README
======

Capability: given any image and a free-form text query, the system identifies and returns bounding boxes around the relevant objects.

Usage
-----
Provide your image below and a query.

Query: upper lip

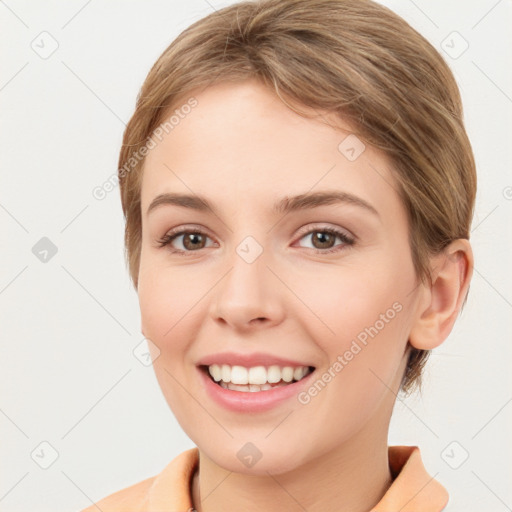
[197,352,314,368]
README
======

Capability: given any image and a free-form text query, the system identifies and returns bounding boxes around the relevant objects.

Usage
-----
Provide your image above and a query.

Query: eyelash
[156,225,355,256]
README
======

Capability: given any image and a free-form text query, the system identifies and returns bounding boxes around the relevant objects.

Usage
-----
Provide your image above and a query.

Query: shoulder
[79,448,199,512]
[80,476,156,512]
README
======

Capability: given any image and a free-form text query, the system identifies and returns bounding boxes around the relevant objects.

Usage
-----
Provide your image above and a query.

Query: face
[138,79,422,475]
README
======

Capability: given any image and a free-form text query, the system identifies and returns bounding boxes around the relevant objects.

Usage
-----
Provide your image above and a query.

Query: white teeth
[293,367,305,381]
[248,366,267,385]
[230,365,249,384]
[227,382,250,391]
[207,363,312,387]
[209,364,222,382]
[281,367,294,382]
[267,365,282,383]
[221,364,230,382]
[222,381,287,392]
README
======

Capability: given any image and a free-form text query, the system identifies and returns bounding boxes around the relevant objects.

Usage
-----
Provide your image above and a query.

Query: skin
[137,78,473,512]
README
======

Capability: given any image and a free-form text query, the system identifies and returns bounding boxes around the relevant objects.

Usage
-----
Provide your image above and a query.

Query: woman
[83,0,475,510]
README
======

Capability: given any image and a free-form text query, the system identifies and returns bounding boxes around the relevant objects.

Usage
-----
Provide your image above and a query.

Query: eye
[295,226,355,254]
[156,225,355,256]
[156,227,215,254]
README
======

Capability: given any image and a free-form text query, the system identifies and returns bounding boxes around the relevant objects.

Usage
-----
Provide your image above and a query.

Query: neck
[191,425,392,512]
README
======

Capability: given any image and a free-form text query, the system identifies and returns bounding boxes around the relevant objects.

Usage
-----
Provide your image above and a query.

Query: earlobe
[409,239,473,350]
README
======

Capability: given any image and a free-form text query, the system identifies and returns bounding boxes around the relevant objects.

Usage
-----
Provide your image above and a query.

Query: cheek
[137,258,203,413]
[292,271,412,438]
[294,259,408,339]
[138,251,195,352]
[295,259,413,385]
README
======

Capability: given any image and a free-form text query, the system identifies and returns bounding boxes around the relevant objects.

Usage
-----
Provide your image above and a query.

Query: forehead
[140,79,402,217]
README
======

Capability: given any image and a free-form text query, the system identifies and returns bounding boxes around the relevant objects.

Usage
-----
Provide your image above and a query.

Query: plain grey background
[1,1,511,511]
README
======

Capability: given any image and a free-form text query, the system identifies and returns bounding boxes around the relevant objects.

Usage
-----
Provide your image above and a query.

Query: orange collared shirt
[81,445,449,511]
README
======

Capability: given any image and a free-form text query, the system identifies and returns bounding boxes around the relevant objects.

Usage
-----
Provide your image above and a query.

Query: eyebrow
[146,190,379,218]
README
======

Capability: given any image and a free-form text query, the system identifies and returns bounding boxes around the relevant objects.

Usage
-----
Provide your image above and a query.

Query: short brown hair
[117,0,476,393]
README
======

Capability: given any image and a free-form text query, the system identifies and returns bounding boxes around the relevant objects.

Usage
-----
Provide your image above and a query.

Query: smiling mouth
[199,364,315,392]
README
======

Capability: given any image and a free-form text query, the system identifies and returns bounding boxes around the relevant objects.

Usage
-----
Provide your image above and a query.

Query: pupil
[185,233,203,250]
[314,232,333,248]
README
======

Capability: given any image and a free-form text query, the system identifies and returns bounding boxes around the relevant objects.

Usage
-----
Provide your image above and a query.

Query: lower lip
[197,366,316,413]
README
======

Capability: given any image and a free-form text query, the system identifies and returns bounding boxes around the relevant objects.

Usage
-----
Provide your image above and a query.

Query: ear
[409,239,473,350]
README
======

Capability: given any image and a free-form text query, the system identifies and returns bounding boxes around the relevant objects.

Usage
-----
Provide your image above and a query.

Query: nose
[209,243,285,331]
